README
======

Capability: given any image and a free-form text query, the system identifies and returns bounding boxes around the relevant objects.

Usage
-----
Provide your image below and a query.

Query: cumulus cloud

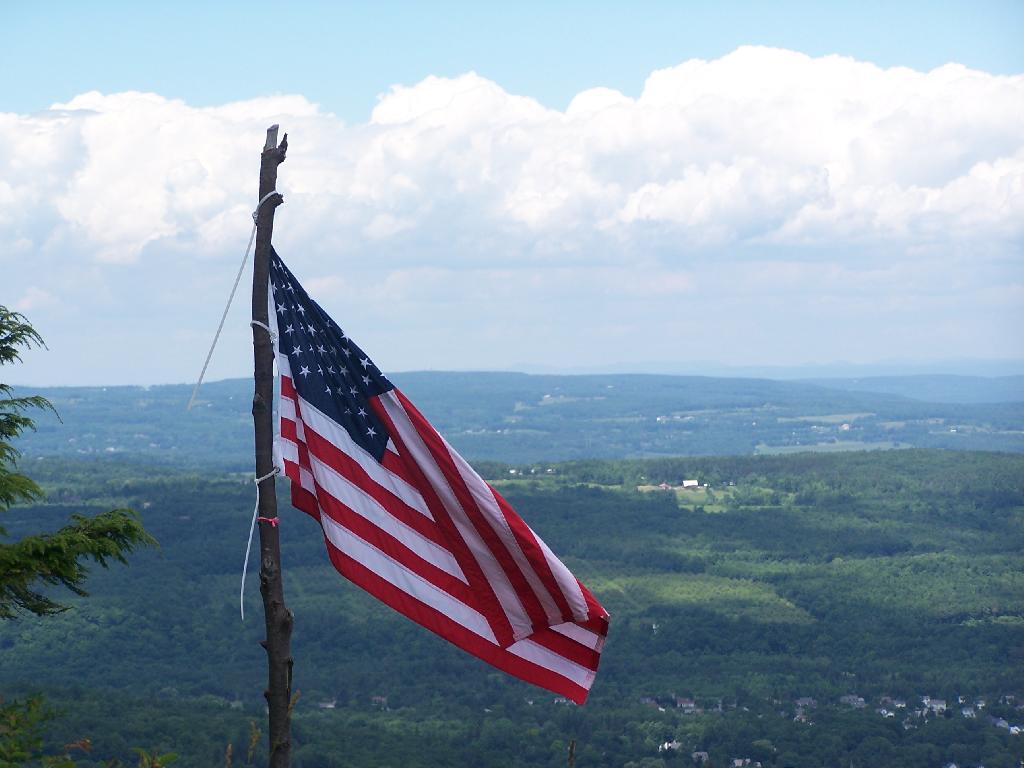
[1,47,1021,382]
[1,46,1020,266]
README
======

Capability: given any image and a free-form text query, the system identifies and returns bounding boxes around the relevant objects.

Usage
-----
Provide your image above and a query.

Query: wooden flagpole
[251,124,293,766]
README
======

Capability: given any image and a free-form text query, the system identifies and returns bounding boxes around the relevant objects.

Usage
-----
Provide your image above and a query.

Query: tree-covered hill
[2,450,1022,766]
[801,374,1024,405]
[14,372,1024,467]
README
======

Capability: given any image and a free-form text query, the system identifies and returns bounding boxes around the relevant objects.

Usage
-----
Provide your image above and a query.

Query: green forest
[3,450,1023,767]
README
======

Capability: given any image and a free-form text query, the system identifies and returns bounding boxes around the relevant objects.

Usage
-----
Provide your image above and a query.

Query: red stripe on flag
[381,447,419,489]
[280,414,468,600]
[322,539,593,704]
[392,389,552,634]
[370,394,519,648]
[489,484,576,622]
[312,485,473,604]
[577,580,610,624]
[295,417,447,550]
[280,417,314,468]
[282,458,320,521]
[527,626,602,670]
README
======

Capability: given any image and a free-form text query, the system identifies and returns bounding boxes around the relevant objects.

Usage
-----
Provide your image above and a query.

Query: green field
[755,440,910,454]
[777,412,876,423]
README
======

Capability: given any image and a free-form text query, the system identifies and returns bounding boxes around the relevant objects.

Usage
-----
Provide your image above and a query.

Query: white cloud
[13,287,56,312]
[616,160,831,244]
[1,47,1021,383]
[304,275,347,297]
[1,48,1020,265]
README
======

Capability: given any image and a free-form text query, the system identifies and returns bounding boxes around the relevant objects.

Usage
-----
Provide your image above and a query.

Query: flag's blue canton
[269,249,393,461]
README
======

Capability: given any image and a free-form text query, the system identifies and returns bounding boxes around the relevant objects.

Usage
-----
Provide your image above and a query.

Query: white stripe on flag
[320,512,495,641]
[279,445,316,495]
[320,512,596,687]
[278,416,466,583]
[378,390,536,642]
[303,442,466,582]
[279,393,431,519]
[536,536,590,621]
[507,639,597,690]
[446,444,565,625]
[551,621,605,651]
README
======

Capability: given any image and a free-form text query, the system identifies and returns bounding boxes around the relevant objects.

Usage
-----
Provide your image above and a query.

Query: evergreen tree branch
[0,508,156,618]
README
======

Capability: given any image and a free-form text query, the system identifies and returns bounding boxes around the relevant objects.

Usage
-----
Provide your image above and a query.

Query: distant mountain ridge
[800,374,1024,404]
[14,372,1024,465]
[510,359,1024,380]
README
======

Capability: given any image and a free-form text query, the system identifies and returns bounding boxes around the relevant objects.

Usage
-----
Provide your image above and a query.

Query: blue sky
[3,1,1023,385]
[9,1,1023,119]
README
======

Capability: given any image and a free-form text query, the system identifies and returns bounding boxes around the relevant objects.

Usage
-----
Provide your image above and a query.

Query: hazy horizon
[8,357,1024,391]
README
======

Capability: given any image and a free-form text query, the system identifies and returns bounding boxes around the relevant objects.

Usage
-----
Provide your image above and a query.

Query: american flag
[269,249,609,704]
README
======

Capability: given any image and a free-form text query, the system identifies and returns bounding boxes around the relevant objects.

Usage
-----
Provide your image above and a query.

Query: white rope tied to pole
[187,190,281,411]
[249,319,277,341]
[241,466,281,621]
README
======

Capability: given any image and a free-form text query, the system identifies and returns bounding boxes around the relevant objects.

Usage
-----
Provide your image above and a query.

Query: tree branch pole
[251,124,292,766]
